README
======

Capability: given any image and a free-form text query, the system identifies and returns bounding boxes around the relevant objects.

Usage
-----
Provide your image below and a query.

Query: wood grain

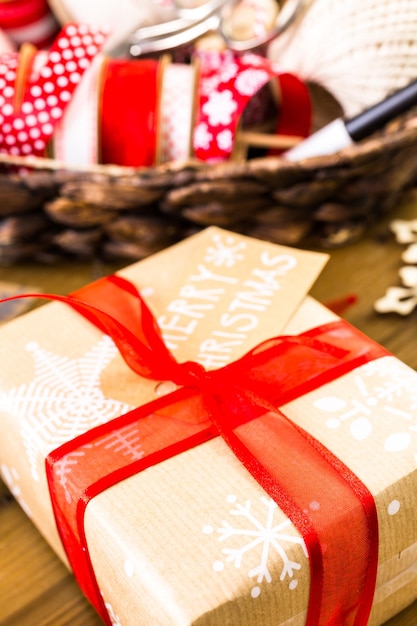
[1,194,417,625]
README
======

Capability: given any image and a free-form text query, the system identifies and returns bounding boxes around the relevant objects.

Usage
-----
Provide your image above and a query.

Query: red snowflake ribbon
[0,23,109,157]
[1,274,387,626]
[194,50,311,161]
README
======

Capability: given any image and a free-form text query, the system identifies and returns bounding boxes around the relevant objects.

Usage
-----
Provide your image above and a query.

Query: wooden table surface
[1,193,417,625]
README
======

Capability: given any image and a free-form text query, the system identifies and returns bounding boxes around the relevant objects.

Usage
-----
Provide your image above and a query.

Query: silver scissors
[129,0,311,57]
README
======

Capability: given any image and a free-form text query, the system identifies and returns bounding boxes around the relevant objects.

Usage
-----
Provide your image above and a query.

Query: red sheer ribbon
[3,276,387,625]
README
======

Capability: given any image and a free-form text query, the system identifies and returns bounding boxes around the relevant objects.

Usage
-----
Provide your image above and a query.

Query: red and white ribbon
[52,53,103,165]
[0,23,109,157]
[193,50,311,162]
[158,60,197,163]
[0,29,310,166]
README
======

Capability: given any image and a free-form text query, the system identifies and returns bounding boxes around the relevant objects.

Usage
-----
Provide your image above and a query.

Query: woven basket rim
[1,111,416,178]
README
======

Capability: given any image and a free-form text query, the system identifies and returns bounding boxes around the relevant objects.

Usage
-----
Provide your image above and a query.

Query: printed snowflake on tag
[0,335,134,481]
[204,233,246,267]
[0,463,32,517]
[314,358,417,456]
[203,495,307,598]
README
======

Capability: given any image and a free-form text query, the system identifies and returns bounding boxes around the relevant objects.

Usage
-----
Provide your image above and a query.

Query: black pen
[284,78,417,161]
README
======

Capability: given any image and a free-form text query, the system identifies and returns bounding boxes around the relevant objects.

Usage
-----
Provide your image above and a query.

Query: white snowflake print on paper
[203,495,307,598]
[314,357,417,457]
[204,233,246,268]
[0,335,135,481]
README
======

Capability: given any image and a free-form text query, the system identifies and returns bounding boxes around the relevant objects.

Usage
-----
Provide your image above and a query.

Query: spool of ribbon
[0,23,311,165]
[193,49,311,161]
[0,22,110,157]
[98,56,163,167]
[157,58,198,164]
[52,52,102,165]
[2,275,386,626]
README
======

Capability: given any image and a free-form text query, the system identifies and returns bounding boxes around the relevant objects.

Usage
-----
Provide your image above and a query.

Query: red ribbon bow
[3,275,387,625]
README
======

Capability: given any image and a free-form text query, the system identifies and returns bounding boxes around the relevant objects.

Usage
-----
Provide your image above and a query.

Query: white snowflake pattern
[99,423,144,459]
[53,425,143,503]
[203,495,307,598]
[219,60,239,84]
[314,357,417,455]
[241,53,264,67]
[200,62,239,97]
[0,335,134,480]
[193,122,213,151]
[200,74,222,97]
[198,49,236,72]
[53,445,92,503]
[235,68,270,97]
[102,596,123,626]
[216,128,233,153]
[204,233,246,267]
[0,463,32,517]
[202,89,237,126]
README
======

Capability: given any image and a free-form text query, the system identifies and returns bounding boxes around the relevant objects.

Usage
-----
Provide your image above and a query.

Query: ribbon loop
[175,359,208,388]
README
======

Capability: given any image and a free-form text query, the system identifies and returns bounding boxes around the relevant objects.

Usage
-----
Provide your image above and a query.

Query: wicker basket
[1,100,417,266]
[3,0,417,265]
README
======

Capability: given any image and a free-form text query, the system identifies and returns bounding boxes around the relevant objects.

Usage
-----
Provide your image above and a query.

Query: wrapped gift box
[0,227,417,626]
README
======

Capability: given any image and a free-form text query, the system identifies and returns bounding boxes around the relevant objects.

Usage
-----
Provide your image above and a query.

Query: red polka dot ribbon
[0,23,109,157]
[193,50,311,162]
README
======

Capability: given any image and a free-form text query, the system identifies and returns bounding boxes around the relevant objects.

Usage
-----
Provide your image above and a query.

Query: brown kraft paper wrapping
[0,227,416,625]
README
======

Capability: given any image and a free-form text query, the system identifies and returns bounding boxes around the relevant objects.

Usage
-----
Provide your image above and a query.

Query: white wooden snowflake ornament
[389,219,417,245]
[375,218,417,315]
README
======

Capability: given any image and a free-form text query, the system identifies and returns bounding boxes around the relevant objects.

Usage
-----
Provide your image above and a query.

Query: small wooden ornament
[375,219,417,315]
